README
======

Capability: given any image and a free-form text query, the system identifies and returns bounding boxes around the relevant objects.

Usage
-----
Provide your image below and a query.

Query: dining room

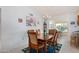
[0,6,79,53]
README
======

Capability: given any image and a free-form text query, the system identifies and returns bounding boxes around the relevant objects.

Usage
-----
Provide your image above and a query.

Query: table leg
[44,40,47,53]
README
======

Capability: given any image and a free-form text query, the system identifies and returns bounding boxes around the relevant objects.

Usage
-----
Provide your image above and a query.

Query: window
[55,23,68,32]
[48,21,54,29]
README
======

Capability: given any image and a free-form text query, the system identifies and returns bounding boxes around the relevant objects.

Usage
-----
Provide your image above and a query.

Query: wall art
[26,13,36,26]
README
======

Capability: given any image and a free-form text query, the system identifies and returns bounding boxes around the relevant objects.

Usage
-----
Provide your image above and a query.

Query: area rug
[22,43,62,53]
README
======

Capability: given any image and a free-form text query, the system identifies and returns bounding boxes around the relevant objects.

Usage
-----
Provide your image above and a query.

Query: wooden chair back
[28,31,38,45]
[54,32,59,45]
[28,31,45,52]
[48,29,58,45]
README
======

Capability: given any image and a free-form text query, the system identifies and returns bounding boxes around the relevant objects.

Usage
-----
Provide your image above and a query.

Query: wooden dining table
[37,34,54,52]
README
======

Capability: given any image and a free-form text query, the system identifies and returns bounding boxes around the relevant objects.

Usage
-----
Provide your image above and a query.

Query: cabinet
[77,15,79,26]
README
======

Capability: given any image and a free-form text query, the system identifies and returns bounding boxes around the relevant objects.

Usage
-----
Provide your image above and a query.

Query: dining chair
[70,35,77,47]
[48,29,57,45]
[76,34,79,47]
[28,31,44,53]
[53,32,59,45]
[70,33,79,48]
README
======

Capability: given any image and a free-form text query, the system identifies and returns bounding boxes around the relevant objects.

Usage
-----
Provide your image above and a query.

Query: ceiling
[31,6,79,16]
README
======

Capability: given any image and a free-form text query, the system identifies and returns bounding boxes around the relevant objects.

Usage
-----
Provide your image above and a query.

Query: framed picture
[71,21,75,25]
[18,18,23,23]
[26,15,36,26]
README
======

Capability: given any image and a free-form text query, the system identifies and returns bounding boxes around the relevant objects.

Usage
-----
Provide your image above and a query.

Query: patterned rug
[22,43,62,53]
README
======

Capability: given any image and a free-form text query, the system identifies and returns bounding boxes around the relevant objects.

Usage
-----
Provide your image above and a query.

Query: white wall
[0,7,43,52]
[69,13,78,33]
[0,8,1,51]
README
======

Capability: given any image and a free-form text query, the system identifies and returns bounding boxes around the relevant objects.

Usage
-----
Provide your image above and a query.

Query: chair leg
[29,48,31,53]
[36,49,39,53]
